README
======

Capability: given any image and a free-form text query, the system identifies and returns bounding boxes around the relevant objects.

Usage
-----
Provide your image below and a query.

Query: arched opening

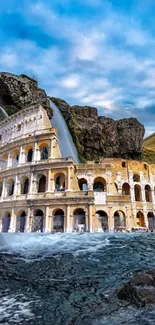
[133,173,140,182]
[96,210,109,231]
[122,183,130,195]
[93,177,106,192]
[114,210,126,229]
[53,209,64,232]
[73,208,86,232]
[1,153,8,169]
[145,185,152,202]
[38,175,46,193]
[12,148,20,166]
[21,178,29,195]
[16,211,26,232]
[78,178,88,191]
[7,179,15,196]
[2,212,11,232]
[55,173,65,191]
[27,148,33,162]
[39,144,49,160]
[148,212,155,230]
[32,209,44,232]
[0,182,3,197]
[136,211,145,227]
[134,184,142,202]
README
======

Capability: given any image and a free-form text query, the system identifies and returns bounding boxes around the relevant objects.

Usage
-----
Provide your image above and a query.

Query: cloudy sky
[0,0,155,136]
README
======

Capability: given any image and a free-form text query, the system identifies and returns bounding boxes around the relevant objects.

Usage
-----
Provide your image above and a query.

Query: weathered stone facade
[0,105,154,233]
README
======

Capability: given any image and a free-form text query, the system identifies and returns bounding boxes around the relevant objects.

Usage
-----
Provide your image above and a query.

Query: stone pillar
[152,189,155,204]
[88,204,93,232]
[25,207,31,232]
[0,218,2,232]
[7,151,12,168]
[9,209,16,232]
[66,205,71,232]
[108,207,114,232]
[85,212,89,232]
[87,173,93,191]
[130,186,135,202]
[51,178,55,192]
[45,206,50,232]
[33,142,40,161]
[67,167,71,191]
[2,179,6,199]
[19,146,23,165]
[141,185,146,202]
[49,139,53,159]
[30,174,38,194]
[46,170,51,192]
[14,175,20,196]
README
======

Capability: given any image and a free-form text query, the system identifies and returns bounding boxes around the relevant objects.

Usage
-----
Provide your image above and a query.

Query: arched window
[145,185,152,202]
[122,183,130,195]
[78,178,88,191]
[55,173,65,191]
[53,209,64,232]
[114,210,126,229]
[38,176,46,193]
[12,149,20,166]
[73,208,86,232]
[7,179,14,196]
[133,173,140,182]
[136,211,145,227]
[2,212,11,232]
[96,210,109,231]
[27,148,33,162]
[23,178,29,194]
[16,211,26,232]
[32,209,44,232]
[134,184,142,202]
[93,177,106,192]
[40,145,49,160]
[148,212,155,230]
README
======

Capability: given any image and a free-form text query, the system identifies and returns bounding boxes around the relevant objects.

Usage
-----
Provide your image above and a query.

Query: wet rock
[0,72,52,120]
[118,269,155,307]
[50,97,145,162]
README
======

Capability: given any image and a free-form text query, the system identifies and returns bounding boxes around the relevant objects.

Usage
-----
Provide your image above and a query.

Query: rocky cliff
[50,97,145,162]
[0,72,52,120]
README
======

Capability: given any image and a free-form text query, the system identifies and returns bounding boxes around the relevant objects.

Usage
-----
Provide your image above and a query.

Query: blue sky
[0,0,155,136]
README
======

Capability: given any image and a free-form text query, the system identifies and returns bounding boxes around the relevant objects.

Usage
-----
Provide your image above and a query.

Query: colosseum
[0,104,155,233]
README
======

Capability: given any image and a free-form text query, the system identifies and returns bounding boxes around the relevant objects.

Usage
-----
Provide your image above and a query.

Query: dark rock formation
[0,72,52,120]
[50,97,145,162]
[118,269,155,307]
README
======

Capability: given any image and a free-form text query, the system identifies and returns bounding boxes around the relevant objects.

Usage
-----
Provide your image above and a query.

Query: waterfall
[50,101,80,163]
[0,106,8,119]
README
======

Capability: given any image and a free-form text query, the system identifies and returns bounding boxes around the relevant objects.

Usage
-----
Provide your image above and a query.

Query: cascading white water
[50,101,80,163]
[0,106,8,119]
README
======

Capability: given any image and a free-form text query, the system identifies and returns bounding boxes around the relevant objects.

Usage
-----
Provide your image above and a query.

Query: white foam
[0,233,110,258]
[0,291,39,323]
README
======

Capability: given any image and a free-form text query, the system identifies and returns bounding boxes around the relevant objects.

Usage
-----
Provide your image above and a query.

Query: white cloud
[60,74,80,88]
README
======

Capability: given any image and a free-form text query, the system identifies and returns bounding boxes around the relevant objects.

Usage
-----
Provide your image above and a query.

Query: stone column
[46,170,51,192]
[130,186,135,202]
[66,205,71,232]
[49,139,53,159]
[9,209,16,232]
[141,185,146,202]
[0,218,2,232]
[45,206,50,232]
[51,178,55,192]
[33,142,40,161]
[67,167,71,191]
[2,179,6,199]
[19,146,23,165]
[108,207,114,232]
[85,212,89,232]
[88,204,93,232]
[25,207,31,232]
[7,151,12,168]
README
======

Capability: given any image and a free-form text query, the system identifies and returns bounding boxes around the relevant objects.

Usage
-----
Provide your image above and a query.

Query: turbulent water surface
[1,233,155,324]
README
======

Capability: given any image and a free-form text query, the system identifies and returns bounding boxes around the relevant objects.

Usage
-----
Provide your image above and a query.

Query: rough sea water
[1,233,155,325]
